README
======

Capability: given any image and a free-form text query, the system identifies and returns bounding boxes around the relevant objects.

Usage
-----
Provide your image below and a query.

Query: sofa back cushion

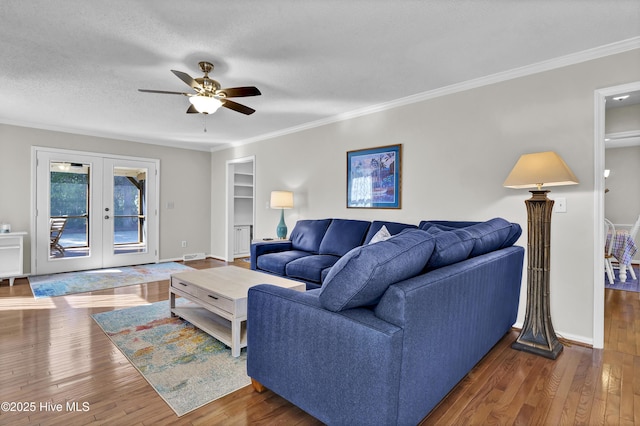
[420,218,522,259]
[464,218,522,257]
[501,222,522,248]
[319,229,435,312]
[363,221,417,244]
[425,227,475,270]
[319,219,371,256]
[290,219,332,253]
[418,220,478,231]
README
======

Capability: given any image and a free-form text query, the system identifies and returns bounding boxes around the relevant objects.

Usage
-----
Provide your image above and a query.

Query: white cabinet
[0,232,27,286]
[234,225,252,257]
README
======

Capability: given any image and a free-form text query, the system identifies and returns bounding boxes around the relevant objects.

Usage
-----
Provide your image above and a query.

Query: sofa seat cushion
[319,229,435,312]
[290,219,332,253]
[257,250,313,276]
[425,227,475,270]
[364,221,417,244]
[286,254,341,283]
[318,219,371,256]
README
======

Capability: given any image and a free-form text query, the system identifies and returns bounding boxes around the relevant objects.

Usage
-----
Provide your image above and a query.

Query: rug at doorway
[92,300,250,416]
[29,262,194,298]
[605,265,639,293]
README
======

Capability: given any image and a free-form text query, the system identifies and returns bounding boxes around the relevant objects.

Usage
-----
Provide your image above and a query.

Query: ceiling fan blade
[186,104,199,114]
[222,99,256,115]
[138,89,190,95]
[219,86,261,98]
[171,70,201,90]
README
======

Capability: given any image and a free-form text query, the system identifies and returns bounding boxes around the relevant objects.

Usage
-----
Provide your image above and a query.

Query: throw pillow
[368,225,391,244]
[319,229,435,312]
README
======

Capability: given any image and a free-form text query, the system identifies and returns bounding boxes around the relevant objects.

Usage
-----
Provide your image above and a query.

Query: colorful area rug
[92,300,250,416]
[29,262,193,298]
[605,265,639,293]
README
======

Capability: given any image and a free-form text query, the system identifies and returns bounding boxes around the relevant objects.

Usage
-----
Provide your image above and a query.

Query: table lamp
[270,191,294,239]
[503,151,579,359]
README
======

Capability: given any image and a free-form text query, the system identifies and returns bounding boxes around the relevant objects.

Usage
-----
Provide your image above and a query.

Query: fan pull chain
[203,114,207,132]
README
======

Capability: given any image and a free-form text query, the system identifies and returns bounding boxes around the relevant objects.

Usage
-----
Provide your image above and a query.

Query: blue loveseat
[247,218,524,425]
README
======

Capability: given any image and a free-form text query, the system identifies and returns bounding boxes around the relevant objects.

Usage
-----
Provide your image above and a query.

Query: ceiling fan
[139,61,261,115]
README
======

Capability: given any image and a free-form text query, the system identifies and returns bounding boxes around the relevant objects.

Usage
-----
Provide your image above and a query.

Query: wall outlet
[554,197,567,213]
[181,240,187,248]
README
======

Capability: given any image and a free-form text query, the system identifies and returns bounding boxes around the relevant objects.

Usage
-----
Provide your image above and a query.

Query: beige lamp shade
[270,191,294,209]
[503,151,579,190]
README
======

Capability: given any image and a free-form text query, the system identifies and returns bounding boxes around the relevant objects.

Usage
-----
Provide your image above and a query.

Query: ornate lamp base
[512,190,563,360]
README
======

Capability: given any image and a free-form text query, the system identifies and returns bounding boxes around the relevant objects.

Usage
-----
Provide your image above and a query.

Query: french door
[34,148,159,275]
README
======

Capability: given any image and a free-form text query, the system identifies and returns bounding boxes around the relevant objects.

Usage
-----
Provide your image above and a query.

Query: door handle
[104,215,110,219]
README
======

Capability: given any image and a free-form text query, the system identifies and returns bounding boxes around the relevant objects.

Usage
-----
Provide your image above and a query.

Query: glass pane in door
[49,162,90,258]
[113,167,148,255]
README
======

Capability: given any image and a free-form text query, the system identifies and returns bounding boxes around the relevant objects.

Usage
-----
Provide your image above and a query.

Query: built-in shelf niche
[232,160,254,256]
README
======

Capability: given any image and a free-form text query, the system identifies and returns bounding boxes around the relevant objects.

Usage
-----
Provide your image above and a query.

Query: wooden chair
[604,218,616,285]
[50,218,67,255]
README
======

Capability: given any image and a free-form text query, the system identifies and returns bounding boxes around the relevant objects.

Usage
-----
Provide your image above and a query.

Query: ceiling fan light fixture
[189,95,223,114]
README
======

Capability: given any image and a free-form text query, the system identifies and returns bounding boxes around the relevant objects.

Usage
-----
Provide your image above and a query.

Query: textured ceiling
[1,1,639,151]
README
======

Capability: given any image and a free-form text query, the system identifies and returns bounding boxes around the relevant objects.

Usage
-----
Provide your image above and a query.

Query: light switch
[554,197,566,213]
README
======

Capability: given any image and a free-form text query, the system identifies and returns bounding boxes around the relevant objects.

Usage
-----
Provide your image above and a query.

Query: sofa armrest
[247,284,403,425]
[250,240,292,270]
[374,245,524,423]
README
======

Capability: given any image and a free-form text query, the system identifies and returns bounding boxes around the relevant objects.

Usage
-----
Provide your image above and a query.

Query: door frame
[592,80,640,349]
[31,146,160,274]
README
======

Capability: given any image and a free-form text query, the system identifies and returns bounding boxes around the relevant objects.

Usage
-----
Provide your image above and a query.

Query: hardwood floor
[0,259,638,425]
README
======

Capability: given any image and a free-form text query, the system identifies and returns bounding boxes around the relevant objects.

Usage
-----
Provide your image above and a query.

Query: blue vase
[276,208,287,239]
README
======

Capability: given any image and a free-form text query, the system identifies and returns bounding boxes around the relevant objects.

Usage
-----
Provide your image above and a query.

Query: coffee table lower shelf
[170,305,247,352]
[169,266,304,357]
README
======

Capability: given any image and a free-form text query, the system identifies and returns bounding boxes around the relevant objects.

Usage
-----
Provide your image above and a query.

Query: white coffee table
[170,266,305,357]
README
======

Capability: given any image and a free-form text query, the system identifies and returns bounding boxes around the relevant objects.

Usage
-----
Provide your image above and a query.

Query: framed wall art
[347,144,401,209]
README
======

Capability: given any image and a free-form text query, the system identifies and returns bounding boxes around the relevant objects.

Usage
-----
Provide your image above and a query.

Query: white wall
[211,48,640,345]
[606,103,640,134]
[0,124,212,271]
[605,145,640,224]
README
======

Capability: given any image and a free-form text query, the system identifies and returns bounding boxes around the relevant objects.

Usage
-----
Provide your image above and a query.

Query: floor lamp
[503,151,579,360]
[270,190,294,239]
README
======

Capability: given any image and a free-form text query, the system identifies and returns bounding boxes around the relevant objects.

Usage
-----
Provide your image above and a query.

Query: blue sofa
[251,218,418,289]
[247,218,524,425]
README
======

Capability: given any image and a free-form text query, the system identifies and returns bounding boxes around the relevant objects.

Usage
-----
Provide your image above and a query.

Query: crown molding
[227,36,640,150]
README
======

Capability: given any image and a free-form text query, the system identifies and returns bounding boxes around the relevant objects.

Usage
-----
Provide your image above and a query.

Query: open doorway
[225,156,256,262]
[593,82,640,348]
